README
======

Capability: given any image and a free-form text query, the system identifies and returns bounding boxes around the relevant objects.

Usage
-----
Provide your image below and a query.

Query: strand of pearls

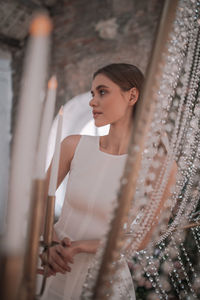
[126,1,200,298]
[125,0,191,236]
[170,234,198,298]
[124,0,196,255]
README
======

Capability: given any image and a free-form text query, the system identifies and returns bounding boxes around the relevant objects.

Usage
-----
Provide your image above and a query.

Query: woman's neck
[100,116,132,155]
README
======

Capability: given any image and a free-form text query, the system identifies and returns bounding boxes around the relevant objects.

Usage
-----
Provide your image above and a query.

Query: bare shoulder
[62,134,81,152]
[61,134,81,162]
[55,135,82,185]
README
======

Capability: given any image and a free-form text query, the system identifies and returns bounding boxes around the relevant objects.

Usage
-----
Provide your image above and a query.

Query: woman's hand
[39,237,72,276]
[39,238,100,277]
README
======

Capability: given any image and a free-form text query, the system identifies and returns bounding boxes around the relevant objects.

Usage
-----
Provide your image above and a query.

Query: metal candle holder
[0,254,23,300]
[18,179,45,300]
[38,195,57,297]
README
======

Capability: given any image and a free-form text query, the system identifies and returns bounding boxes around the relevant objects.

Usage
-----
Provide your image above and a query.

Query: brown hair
[93,63,144,117]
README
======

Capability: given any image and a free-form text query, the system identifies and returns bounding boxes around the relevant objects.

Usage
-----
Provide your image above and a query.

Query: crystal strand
[191,228,200,253]
[157,138,200,244]
[127,23,200,251]
[136,250,165,300]
[177,230,198,282]
[148,254,169,299]
[126,0,192,235]
[171,235,198,298]
[171,27,199,158]
[162,244,184,298]
[127,154,174,254]
[165,241,190,299]
[157,115,200,243]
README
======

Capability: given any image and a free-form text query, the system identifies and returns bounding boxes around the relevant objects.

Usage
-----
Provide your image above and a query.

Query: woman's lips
[93,112,102,118]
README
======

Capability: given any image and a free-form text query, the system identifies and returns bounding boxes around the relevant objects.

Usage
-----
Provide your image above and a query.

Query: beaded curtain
[82,0,200,299]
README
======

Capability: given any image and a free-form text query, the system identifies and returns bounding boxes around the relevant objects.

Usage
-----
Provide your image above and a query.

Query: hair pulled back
[94,63,144,93]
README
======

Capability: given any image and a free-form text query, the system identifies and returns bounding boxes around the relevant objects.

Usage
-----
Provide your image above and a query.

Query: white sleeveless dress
[40,135,135,300]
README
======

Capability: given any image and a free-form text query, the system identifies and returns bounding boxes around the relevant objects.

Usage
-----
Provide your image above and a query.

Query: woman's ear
[129,87,139,106]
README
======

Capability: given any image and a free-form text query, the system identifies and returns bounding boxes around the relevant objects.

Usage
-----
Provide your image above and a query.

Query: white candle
[35,76,57,179]
[48,107,63,196]
[5,14,52,254]
[0,50,12,237]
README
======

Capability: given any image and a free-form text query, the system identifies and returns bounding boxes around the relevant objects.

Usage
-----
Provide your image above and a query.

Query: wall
[0,0,164,124]
[50,0,164,113]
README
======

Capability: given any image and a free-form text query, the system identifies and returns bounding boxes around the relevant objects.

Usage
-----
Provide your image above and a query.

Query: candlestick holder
[18,179,45,300]
[0,254,23,300]
[37,195,56,296]
[43,195,56,247]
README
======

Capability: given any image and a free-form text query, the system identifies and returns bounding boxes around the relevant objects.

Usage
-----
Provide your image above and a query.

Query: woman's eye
[99,90,106,96]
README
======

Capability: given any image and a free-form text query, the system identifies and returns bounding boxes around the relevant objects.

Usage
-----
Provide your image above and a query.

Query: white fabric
[40,135,135,299]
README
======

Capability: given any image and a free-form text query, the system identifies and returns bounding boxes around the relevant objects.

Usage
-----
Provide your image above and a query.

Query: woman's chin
[95,121,108,128]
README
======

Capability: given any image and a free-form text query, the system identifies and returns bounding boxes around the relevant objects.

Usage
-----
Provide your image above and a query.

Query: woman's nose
[89,97,97,107]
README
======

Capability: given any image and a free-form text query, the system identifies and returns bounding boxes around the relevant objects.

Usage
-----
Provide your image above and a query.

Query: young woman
[40,63,176,299]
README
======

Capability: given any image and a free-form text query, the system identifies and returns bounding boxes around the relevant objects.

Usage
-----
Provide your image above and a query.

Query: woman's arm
[40,135,81,275]
[41,135,81,233]
[43,134,81,206]
[55,239,100,264]
[64,239,100,255]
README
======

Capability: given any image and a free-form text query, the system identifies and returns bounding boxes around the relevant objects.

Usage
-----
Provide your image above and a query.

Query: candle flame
[48,75,58,89]
[59,106,64,116]
[30,14,52,36]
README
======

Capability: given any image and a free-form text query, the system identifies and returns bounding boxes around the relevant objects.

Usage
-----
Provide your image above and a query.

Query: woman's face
[90,74,135,127]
